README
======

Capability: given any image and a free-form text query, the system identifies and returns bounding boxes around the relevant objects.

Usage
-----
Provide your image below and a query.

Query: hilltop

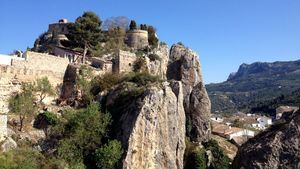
[0,12,222,169]
[206,60,300,114]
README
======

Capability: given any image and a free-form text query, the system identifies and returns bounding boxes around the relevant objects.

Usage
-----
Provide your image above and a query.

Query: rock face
[232,111,300,169]
[106,82,186,169]
[1,137,17,152]
[167,44,211,143]
[145,44,169,80]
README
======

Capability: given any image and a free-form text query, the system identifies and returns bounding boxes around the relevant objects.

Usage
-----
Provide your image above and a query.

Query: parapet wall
[13,51,69,75]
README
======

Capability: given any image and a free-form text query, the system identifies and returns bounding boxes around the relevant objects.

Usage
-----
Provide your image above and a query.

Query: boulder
[232,111,300,169]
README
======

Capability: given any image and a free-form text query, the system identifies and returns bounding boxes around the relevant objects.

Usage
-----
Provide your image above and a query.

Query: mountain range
[206,59,300,114]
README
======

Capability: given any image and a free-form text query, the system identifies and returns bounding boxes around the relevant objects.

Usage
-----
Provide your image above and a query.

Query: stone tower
[125,30,149,49]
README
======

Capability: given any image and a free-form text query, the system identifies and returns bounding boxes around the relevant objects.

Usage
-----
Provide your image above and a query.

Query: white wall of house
[0,54,12,66]
[211,117,224,123]
[228,131,244,139]
[228,129,255,140]
[258,117,272,128]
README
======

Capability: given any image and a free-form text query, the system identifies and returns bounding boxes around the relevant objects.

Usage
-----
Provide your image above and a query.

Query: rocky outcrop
[1,137,17,152]
[145,44,169,80]
[232,111,300,169]
[167,44,211,143]
[106,81,186,169]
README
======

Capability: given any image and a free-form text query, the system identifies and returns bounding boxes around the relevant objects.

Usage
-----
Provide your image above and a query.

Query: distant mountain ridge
[206,59,300,113]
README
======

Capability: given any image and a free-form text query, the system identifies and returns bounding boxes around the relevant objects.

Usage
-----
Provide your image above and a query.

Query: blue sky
[1,0,300,83]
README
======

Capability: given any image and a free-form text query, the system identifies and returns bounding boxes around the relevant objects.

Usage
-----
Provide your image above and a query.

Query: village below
[0,11,299,169]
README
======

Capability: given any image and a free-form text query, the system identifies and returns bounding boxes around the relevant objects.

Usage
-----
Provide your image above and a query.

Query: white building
[212,123,255,140]
[210,117,224,123]
[251,116,272,130]
[0,54,12,66]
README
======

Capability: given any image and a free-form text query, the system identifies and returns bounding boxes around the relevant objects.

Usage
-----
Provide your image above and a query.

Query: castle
[0,18,162,141]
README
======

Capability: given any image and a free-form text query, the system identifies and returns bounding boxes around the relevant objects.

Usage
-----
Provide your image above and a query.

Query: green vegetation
[51,103,122,169]
[0,148,47,169]
[92,27,128,56]
[34,111,59,137]
[148,53,161,61]
[140,24,148,30]
[133,56,147,72]
[184,139,207,169]
[91,72,161,95]
[77,65,94,105]
[204,140,231,169]
[207,60,300,114]
[9,83,37,131]
[95,140,123,169]
[184,139,231,169]
[148,26,159,47]
[35,77,55,103]
[67,11,103,62]
[129,20,137,30]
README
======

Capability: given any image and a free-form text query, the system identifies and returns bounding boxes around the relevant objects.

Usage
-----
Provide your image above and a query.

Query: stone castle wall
[0,51,69,141]
[13,51,69,75]
[115,50,137,73]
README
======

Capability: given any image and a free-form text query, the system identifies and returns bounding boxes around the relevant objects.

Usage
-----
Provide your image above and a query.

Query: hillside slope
[206,60,300,113]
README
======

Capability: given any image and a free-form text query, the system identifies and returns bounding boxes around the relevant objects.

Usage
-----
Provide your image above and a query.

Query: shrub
[204,140,231,169]
[56,103,112,168]
[184,138,207,169]
[34,111,59,137]
[148,53,161,62]
[95,140,123,169]
[91,73,123,95]
[129,20,137,30]
[148,26,159,47]
[133,57,147,72]
[0,148,45,169]
[125,72,161,86]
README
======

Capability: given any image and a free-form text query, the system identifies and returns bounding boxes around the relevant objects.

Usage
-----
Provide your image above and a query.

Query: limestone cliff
[145,44,169,80]
[58,43,211,169]
[232,111,300,169]
[104,81,185,169]
[167,44,211,143]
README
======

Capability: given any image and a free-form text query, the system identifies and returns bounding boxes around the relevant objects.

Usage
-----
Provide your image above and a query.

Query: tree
[77,65,93,105]
[185,149,207,169]
[9,83,36,131]
[140,24,148,30]
[129,20,137,30]
[147,26,159,47]
[57,103,112,168]
[67,11,103,63]
[95,140,123,169]
[91,27,127,56]
[35,77,55,103]
[204,140,231,169]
